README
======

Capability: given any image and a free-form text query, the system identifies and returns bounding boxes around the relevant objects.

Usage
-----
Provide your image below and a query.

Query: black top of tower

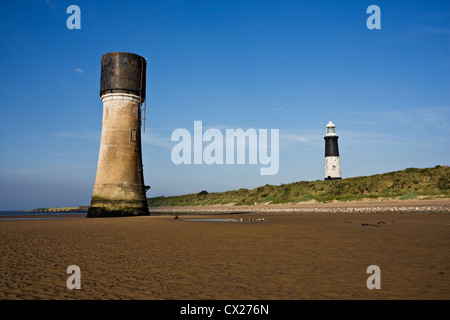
[100,52,147,100]
[324,136,339,157]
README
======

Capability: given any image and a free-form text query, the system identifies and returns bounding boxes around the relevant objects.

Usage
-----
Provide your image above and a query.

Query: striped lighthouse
[324,121,342,180]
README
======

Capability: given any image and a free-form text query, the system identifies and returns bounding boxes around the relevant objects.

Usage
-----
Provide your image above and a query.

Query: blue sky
[0,0,449,210]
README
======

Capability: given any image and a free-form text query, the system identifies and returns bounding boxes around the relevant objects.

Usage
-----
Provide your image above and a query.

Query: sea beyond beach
[0,199,449,300]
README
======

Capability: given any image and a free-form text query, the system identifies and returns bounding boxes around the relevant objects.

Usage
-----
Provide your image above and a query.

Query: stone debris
[151,205,450,215]
[239,218,267,222]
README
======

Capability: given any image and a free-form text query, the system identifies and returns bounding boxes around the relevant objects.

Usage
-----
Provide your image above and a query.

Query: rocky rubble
[149,205,450,215]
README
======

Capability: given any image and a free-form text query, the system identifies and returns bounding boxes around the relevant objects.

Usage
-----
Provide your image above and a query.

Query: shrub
[437,173,450,190]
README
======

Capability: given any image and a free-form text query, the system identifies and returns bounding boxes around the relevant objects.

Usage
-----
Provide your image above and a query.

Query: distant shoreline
[27,206,89,213]
[18,197,450,216]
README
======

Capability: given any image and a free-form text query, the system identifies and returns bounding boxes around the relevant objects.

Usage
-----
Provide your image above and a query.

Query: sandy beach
[1,199,449,300]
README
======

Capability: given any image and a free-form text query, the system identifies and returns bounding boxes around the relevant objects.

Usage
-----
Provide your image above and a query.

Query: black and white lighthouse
[324,121,342,180]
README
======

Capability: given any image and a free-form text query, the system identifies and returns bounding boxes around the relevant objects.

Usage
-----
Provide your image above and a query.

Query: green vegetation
[147,166,450,207]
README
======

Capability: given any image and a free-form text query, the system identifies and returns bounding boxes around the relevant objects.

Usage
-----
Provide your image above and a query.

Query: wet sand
[1,200,449,300]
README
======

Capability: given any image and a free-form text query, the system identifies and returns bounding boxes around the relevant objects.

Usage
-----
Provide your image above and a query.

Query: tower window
[130,129,137,142]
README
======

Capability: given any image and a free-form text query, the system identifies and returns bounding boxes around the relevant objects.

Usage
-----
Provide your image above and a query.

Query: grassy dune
[148,166,450,207]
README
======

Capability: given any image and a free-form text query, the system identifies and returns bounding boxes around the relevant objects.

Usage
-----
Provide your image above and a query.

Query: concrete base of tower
[324,177,342,181]
[86,199,149,218]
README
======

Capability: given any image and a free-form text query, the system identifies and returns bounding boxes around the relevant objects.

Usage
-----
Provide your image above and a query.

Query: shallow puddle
[0,217,69,221]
